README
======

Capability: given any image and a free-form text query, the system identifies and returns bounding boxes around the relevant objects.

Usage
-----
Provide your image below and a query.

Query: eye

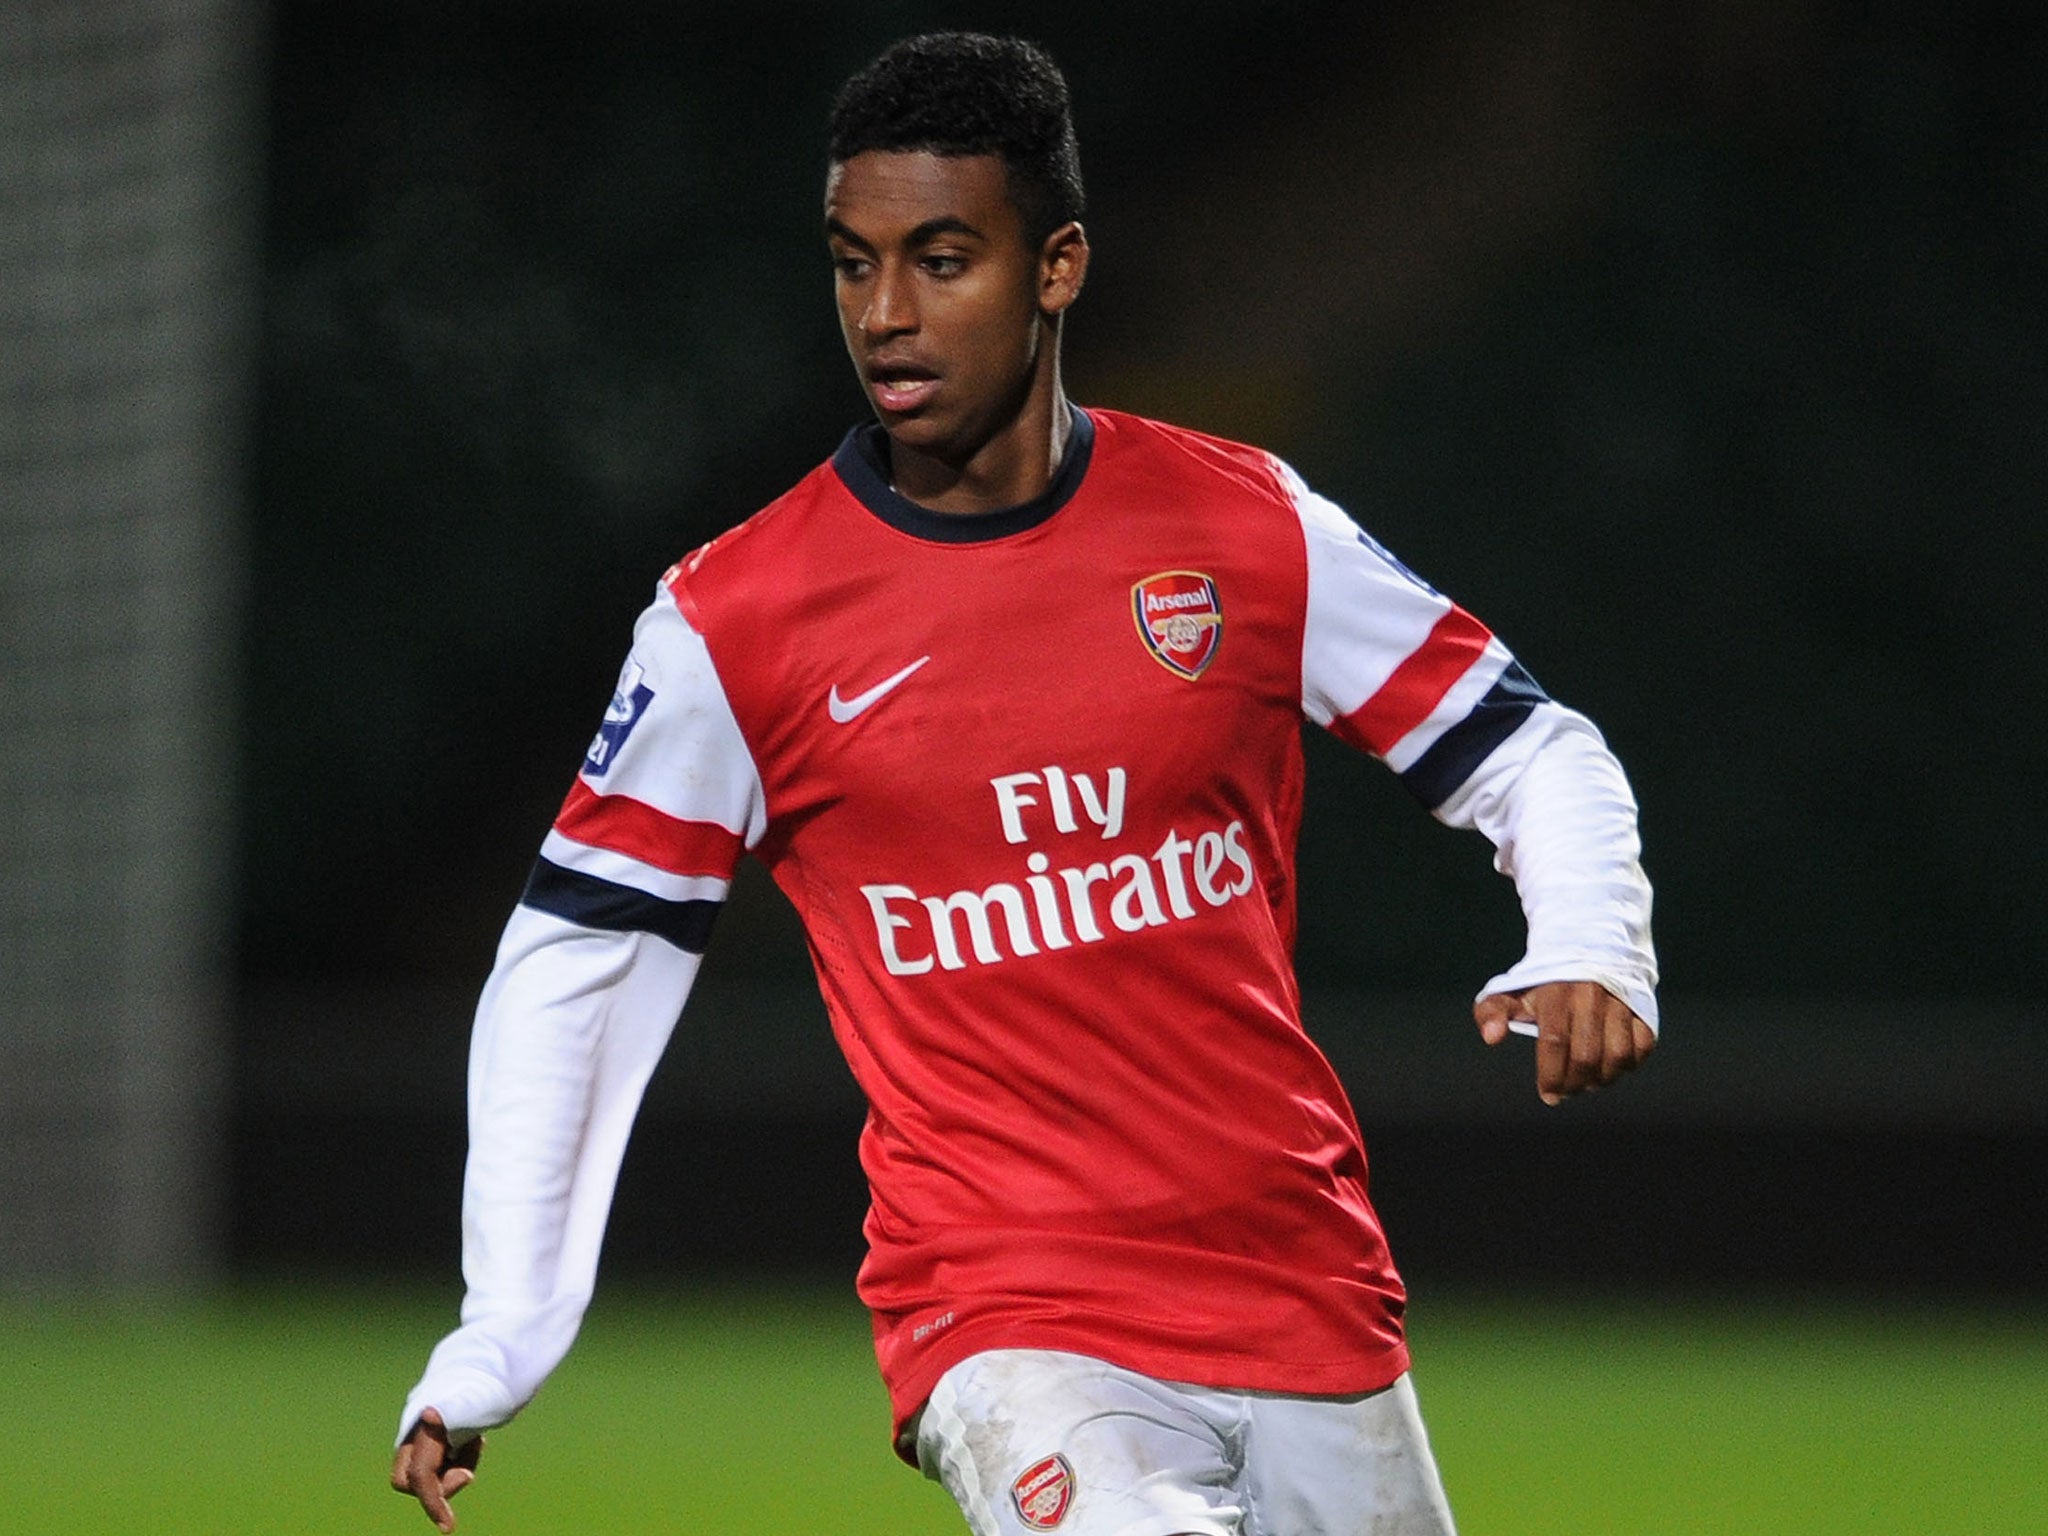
[833,254,872,280]
[922,253,967,278]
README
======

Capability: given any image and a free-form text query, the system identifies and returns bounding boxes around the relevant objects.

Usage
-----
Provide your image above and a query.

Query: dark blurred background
[7,0,2044,1296]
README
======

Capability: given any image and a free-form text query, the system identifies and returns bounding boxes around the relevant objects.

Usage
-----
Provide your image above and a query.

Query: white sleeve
[1276,457,1658,1032]
[397,582,766,1445]
[1437,704,1660,1033]
[397,913,702,1442]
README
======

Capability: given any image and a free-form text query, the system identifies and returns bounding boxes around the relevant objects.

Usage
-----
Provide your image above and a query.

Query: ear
[1038,222,1090,316]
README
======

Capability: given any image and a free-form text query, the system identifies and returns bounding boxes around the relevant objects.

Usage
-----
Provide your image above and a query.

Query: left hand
[1474,980,1655,1106]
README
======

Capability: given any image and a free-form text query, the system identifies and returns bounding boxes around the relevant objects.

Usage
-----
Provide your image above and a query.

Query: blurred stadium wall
[0,2,261,1285]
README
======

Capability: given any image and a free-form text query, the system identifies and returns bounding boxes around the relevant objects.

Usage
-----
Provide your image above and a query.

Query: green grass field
[3,1282,2042,1534]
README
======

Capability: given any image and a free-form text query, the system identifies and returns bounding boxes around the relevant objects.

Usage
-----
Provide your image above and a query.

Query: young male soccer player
[392,32,1657,1536]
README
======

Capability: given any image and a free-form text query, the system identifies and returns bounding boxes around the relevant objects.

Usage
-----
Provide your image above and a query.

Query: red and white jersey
[400,407,1657,1451]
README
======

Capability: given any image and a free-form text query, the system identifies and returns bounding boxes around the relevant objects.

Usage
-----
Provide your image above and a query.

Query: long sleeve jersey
[399,406,1657,1452]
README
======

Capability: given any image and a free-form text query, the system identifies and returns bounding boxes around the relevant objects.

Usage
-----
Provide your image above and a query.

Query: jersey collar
[831,404,1095,544]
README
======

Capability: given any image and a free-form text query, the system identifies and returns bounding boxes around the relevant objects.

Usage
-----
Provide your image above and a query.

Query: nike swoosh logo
[828,655,931,723]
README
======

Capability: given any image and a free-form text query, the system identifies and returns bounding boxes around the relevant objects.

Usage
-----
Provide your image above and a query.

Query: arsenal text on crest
[1131,570,1223,679]
[1010,1452,1076,1530]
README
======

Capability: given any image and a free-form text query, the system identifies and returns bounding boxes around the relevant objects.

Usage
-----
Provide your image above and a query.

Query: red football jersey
[677,406,1413,1431]
[399,406,1658,1451]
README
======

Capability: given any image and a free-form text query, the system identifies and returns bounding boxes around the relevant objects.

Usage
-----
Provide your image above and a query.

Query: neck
[885,344,1071,514]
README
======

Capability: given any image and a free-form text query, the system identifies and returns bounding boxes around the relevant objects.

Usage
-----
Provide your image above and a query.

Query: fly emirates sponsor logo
[859,764,1256,976]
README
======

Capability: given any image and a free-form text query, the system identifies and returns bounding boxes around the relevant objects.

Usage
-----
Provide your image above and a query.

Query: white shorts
[910,1349,1457,1536]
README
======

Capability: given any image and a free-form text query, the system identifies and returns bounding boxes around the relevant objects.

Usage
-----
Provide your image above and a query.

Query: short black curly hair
[828,32,1085,244]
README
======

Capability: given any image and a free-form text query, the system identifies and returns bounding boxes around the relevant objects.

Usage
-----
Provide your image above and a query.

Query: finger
[1567,985,1606,1094]
[411,1457,454,1532]
[394,1437,444,1502]
[1533,1000,1569,1106]
[1597,1003,1628,1085]
[1599,1002,1642,1085]
[1633,1018,1657,1057]
[1473,992,1518,1047]
[402,1455,455,1534]
[415,1472,457,1536]
[390,1441,415,1495]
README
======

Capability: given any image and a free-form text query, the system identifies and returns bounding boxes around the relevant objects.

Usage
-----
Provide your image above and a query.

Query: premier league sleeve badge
[583,656,655,776]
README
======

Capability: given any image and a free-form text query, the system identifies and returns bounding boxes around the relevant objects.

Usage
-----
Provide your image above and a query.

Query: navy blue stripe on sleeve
[520,858,721,955]
[1398,660,1548,810]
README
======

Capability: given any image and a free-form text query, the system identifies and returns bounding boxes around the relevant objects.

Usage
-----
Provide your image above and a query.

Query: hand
[1475,980,1655,1105]
[390,1408,482,1533]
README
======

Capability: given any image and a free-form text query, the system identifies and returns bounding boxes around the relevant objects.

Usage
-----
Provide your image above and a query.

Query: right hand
[389,1408,483,1533]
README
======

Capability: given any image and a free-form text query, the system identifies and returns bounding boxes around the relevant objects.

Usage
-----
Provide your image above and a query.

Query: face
[825,150,1086,467]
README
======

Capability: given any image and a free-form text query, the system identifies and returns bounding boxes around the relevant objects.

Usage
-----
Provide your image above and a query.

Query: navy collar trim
[830,405,1095,544]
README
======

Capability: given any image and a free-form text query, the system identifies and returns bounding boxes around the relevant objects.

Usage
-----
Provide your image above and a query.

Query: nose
[862,260,917,340]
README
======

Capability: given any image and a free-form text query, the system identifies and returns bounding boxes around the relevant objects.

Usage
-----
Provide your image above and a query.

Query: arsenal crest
[1132,570,1223,679]
[1011,1453,1075,1530]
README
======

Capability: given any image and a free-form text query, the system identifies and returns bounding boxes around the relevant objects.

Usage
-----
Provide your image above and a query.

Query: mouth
[866,361,940,415]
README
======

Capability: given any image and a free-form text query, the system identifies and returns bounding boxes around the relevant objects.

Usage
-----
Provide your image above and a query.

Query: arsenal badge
[1132,570,1223,679]
[1011,1453,1076,1530]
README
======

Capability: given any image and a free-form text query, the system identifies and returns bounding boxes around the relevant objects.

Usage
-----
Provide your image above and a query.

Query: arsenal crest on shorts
[1132,570,1223,679]
[1011,1453,1075,1530]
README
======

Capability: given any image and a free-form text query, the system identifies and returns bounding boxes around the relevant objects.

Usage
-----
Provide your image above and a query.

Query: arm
[391,911,701,1529]
[392,580,765,1528]
[1436,702,1658,1101]
[1282,460,1658,1102]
